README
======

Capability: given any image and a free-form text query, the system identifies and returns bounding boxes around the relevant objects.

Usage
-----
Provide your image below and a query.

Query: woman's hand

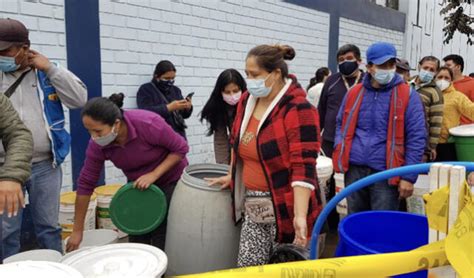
[293,216,308,247]
[65,230,83,253]
[204,174,231,190]
[134,172,159,190]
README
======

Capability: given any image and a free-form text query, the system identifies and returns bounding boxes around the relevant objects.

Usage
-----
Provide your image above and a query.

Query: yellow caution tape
[445,201,474,277]
[175,240,447,278]
[424,185,450,233]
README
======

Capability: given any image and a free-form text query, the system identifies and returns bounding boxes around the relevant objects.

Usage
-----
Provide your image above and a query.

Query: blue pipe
[309,162,474,259]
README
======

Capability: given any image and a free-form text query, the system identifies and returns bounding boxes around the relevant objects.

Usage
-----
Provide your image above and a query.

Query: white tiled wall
[339,17,405,66]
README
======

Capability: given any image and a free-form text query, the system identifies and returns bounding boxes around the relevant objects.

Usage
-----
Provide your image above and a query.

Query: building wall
[338,17,405,63]
[401,0,474,74]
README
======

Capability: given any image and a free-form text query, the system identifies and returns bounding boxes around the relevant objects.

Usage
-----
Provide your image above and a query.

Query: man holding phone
[137,60,193,139]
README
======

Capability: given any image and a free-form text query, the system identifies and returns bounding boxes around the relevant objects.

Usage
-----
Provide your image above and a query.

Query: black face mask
[157,79,174,91]
[338,60,359,76]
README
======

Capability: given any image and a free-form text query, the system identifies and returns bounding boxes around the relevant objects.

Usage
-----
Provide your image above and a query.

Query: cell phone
[186,92,195,99]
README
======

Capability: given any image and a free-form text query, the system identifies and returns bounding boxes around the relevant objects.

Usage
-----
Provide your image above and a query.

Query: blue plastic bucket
[335,211,428,278]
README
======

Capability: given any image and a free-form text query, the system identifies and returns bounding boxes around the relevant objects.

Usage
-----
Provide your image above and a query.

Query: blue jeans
[2,160,62,259]
[345,165,400,214]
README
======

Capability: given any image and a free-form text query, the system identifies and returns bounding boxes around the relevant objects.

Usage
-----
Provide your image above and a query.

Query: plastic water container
[449,124,474,161]
[62,243,167,278]
[317,156,333,206]
[0,261,83,278]
[94,184,127,238]
[59,191,97,239]
[4,249,62,263]
[334,173,348,216]
[336,211,428,278]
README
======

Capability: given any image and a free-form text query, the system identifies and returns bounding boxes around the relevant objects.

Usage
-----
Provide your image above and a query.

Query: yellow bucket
[94,184,127,238]
[59,191,97,239]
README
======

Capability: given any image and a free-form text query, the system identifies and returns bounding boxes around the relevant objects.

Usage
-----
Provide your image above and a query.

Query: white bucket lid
[0,261,83,278]
[4,249,62,264]
[62,243,167,278]
[449,124,474,137]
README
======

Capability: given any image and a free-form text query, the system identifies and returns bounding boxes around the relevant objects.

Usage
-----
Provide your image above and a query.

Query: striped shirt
[411,79,444,150]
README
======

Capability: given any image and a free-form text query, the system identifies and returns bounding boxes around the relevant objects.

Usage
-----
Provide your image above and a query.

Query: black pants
[128,182,176,250]
[435,143,457,162]
[321,140,339,230]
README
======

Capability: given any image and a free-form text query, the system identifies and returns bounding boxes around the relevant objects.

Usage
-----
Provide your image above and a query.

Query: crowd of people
[0,18,473,267]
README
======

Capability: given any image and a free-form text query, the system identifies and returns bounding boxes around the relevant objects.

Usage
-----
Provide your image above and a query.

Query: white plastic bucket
[59,191,97,239]
[3,249,62,264]
[63,229,119,252]
[0,261,82,278]
[316,156,334,206]
[62,243,167,278]
[334,172,348,217]
[94,184,127,238]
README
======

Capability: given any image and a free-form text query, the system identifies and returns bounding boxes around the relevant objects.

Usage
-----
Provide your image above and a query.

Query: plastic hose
[309,162,474,259]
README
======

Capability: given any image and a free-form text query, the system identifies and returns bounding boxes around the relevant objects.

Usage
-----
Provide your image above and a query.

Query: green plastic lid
[109,182,167,235]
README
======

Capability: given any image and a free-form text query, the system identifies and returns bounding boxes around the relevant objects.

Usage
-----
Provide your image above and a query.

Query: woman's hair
[200,69,246,135]
[154,60,176,78]
[246,44,295,79]
[307,67,330,91]
[436,66,454,80]
[81,93,125,125]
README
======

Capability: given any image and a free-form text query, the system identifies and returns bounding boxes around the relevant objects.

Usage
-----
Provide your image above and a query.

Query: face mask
[246,74,273,98]
[419,70,434,83]
[159,79,175,87]
[436,80,450,91]
[93,125,118,147]
[222,91,241,106]
[0,48,24,73]
[0,55,20,73]
[372,68,396,85]
[338,60,359,76]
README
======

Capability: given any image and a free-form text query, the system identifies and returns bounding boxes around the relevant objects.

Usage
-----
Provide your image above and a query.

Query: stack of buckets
[59,184,126,240]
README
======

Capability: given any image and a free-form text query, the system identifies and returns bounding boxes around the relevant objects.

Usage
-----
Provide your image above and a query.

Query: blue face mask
[0,55,20,73]
[246,74,273,98]
[418,69,434,83]
[373,68,396,85]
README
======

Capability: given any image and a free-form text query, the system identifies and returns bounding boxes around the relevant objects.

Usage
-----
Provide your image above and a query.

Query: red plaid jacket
[229,77,323,243]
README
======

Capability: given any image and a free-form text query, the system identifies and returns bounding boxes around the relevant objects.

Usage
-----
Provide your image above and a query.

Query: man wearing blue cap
[333,42,426,213]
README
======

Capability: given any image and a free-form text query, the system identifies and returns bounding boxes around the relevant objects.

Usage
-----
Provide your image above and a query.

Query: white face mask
[93,125,118,147]
[222,91,242,106]
[436,80,451,92]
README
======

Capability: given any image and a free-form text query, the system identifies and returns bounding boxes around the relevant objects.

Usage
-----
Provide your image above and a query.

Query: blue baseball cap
[366,42,397,65]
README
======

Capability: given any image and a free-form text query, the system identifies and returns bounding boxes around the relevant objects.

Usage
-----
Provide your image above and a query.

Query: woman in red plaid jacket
[207,44,323,267]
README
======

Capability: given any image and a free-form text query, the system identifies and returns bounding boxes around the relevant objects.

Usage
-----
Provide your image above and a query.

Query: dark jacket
[0,93,33,184]
[230,77,322,243]
[318,71,365,144]
[136,80,193,138]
